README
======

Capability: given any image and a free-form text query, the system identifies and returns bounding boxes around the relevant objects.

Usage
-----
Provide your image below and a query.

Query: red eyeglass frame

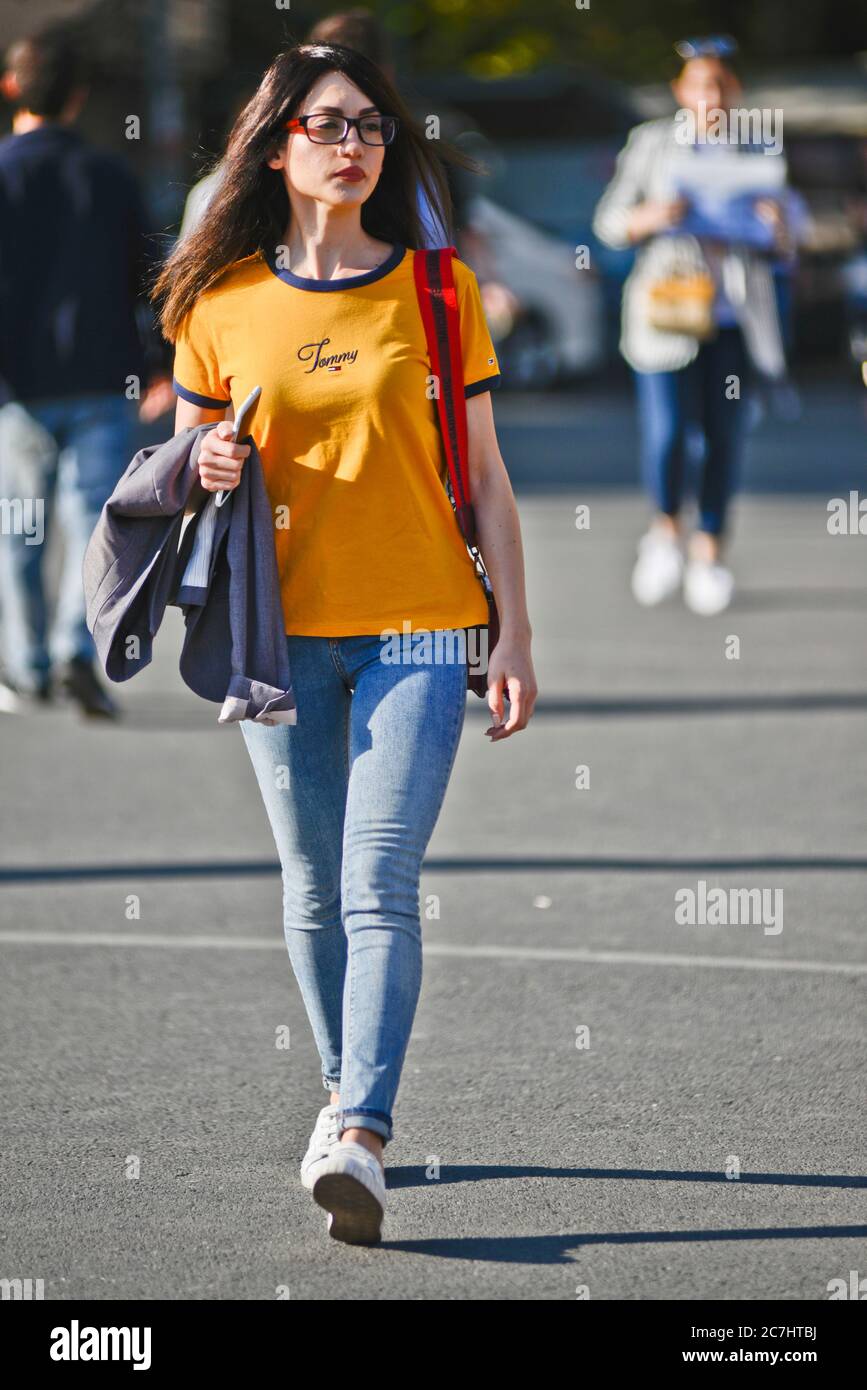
[283,114,399,144]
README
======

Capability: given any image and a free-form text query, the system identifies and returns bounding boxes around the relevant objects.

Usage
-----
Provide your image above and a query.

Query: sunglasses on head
[674,35,739,61]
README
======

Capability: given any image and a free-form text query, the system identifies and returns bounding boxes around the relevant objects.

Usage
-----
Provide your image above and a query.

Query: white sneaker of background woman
[683,558,735,615]
[631,521,684,606]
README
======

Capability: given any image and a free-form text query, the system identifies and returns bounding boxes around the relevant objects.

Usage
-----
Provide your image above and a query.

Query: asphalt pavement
[1,378,865,1299]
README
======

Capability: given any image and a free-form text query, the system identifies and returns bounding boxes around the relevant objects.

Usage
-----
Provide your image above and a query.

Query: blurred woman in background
[593,36,795,615]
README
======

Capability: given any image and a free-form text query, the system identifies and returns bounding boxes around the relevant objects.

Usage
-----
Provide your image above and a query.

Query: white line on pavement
[0,931,864,975]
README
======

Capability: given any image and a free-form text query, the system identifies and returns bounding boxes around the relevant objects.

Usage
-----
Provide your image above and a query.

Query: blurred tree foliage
[368,0,867,81]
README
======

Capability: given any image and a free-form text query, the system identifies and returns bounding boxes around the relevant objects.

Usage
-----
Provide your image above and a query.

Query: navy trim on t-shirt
[173,377,231,409]
[264,242,406,291]
[465,374,502,398]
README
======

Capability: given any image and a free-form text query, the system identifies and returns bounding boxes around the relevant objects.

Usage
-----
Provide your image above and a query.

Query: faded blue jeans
[239,630,469,1146]
[0,392,138,687]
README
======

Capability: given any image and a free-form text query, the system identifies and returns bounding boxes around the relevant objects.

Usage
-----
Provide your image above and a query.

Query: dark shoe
[57,657,119,719]
[0,668,53,712]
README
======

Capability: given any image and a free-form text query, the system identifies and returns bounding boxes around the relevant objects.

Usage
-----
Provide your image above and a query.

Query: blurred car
[463,193,605,388]
[412,65,644,382]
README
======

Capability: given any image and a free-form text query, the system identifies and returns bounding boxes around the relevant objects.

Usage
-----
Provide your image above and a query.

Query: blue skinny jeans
[239,630,469,1146]
[634,325,751,537]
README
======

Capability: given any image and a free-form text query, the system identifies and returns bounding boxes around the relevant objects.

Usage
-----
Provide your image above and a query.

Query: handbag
[645,269,716,339]
[413,245,499,698]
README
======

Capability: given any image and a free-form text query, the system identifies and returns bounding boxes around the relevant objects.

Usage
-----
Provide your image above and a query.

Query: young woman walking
[593,36,794,615]
[153,43,537,1245]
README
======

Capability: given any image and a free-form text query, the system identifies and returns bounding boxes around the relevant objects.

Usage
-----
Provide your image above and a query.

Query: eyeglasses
[284,113,399,146]
[674,35,739,61]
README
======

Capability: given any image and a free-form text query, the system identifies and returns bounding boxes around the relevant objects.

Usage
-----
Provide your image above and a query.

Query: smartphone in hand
[216,384,262,507]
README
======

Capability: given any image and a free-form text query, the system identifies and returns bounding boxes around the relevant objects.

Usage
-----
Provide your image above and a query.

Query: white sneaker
[299,1103,341,1192]
[312,1139,386,1245]
[631,528,684,606]
[683,560,734,615]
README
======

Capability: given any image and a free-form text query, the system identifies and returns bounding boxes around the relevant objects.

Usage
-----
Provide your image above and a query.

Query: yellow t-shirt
[172,243,501,636]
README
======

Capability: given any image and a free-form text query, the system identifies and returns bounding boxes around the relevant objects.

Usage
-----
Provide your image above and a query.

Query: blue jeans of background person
[239,630,469,1146]
[0,392,137,688]
[634,326,750,537]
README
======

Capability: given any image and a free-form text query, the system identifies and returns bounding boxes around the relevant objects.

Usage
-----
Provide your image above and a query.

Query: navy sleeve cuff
[465,374,502,398]
[173,377,231,409]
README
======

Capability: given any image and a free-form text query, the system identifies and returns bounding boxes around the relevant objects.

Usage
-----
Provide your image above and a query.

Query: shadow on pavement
[2,853,867,882]
[383,1220,867,1263]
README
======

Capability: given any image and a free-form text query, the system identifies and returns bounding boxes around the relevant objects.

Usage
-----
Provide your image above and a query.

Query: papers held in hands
[665,146,788,249]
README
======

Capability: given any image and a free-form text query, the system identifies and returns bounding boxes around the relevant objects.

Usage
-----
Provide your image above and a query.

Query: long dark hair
[152,42,483,341]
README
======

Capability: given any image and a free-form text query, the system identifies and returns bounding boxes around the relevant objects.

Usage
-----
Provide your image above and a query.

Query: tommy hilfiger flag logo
[298,337,359,374]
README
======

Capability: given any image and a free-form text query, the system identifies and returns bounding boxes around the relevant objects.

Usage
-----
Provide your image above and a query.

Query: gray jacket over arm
[83,421,297,725]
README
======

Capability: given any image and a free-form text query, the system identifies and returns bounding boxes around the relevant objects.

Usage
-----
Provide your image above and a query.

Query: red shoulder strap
[413,245,478,548]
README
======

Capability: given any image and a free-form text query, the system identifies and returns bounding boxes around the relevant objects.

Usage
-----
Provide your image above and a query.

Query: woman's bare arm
[174,396,230,434]
[465,390,537,738]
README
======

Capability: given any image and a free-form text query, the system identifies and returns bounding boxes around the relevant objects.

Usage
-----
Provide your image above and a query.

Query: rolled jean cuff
[323,1075,341,1092]
[338,1107,392,1144]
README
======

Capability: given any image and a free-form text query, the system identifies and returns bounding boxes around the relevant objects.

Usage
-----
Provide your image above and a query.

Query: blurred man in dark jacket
[0,24,173,716]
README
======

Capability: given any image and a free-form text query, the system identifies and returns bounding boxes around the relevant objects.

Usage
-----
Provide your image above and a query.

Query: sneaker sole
[299,1155,337,1192]
[632,571,684,606]
[684,592,733,616]
[312,1170,384,1245]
